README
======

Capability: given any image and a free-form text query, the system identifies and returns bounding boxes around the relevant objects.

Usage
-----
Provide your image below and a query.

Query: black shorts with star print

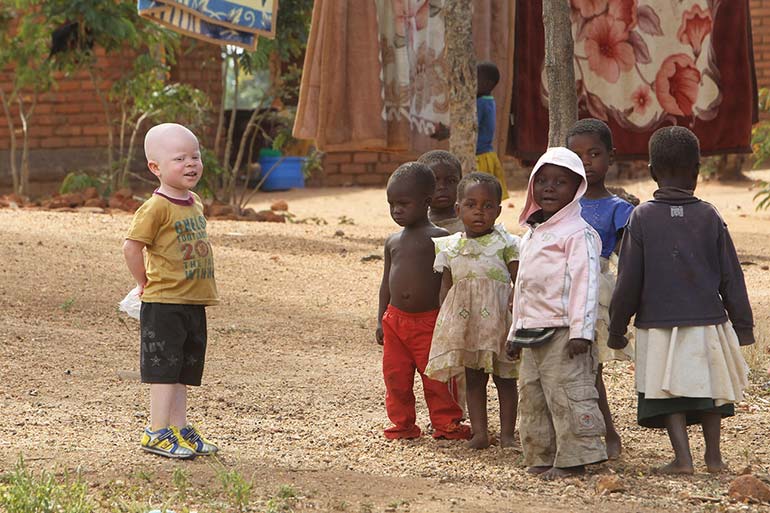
[139,303,207,385]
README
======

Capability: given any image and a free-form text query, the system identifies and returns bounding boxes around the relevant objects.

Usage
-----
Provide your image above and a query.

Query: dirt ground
[2,171,770,512]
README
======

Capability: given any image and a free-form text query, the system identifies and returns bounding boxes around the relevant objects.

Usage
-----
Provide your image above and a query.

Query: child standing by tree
[376,162,471,441]
[123,123,219,459]
[425,173,520,449]
[609,126,753,474]
[418,150,464,235]
[507,147,606,479]
[475,61,508,200]
[566,118,634,459]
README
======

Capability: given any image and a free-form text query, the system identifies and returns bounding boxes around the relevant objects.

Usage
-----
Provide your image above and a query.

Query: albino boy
[123,123,219,459]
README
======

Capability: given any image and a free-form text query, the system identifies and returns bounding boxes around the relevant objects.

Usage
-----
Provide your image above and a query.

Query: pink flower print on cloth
[608,0,637,31]
[584,15,635,84]
[631,84,652,116]
[677,4,712,58]
[654,53,701,117]
[549,0,721,130]
[392,0,429,42]
[378,0,448,136]
[571,0,608,18]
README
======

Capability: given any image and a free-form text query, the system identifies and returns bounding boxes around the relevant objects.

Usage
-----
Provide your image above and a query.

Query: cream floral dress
[425,225,521,381]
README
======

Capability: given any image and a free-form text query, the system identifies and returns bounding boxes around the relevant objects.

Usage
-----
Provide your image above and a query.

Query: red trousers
[381,305,469,440]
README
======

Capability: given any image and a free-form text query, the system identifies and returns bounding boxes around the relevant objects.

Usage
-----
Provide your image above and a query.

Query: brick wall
[169,39,223,144]
[0,48,123,154]
[320,151,419,187]
[0,39,222,186]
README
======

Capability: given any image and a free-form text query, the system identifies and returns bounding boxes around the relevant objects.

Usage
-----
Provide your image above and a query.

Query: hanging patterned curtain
[138,0,277,50]
[508,0,758,160]
[293,0,516,154]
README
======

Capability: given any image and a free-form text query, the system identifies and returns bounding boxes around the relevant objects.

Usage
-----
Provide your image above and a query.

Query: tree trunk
[214,51,231,158]
[0,89,20,195]
[269,48,283,103]
[445,0,477,175]
[18,95,36,196]
[118,106,127,164]
[222,56,241,202]
[88,67,116,188]
[543,0,577,147]
[122,112,152,186]
[230,107,262,210]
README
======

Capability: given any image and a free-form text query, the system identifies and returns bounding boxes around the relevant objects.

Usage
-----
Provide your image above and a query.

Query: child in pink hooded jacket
[506,147,606,480]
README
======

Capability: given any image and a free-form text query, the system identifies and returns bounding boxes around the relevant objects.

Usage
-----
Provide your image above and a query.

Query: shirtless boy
[376,162,470,440]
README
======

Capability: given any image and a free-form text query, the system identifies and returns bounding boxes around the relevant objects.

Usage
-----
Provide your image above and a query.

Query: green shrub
[751,88,770,209]
[0,457,94,513]
[195,147,225,200]
[218,467,252,512]
[59,172,103,195]
[755,182,770,210]
[302,148,324,179]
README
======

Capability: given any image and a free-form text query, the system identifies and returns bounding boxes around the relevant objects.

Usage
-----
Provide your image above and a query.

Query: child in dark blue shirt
[476,61,508,200]
[609,126,752,474]
[566,118,633,460]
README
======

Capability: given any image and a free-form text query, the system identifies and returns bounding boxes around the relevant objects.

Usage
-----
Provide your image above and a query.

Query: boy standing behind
[123,123,219,459]
[376,162,471,441]
[417,150,466,415]
[418,150,464,234]
[566,118,634,459]
[476,61,509,200]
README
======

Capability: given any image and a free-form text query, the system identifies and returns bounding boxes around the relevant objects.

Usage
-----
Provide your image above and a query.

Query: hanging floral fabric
[508,0,757,160]
[294,0,516,154]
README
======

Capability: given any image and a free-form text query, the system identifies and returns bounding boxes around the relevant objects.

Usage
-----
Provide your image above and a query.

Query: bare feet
[465,433,490,450]
[605,431,622,460]
[527,466,551,475]
[656,460,694,475]
[705,455,728,474]
[539,466,585,480]
[499,432,517,449]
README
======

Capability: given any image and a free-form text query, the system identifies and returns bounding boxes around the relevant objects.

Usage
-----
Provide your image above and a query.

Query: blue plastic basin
[258,156,306,191]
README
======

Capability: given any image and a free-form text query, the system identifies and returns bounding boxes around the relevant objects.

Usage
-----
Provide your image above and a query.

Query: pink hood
[519,146,588,227]
[509,147,600,341]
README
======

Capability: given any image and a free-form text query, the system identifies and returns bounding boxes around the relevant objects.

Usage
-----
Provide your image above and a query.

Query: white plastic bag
[119,286,142,320]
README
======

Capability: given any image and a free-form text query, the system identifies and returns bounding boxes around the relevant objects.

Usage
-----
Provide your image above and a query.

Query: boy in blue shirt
[566,118,633,460]
[475,61,509,200]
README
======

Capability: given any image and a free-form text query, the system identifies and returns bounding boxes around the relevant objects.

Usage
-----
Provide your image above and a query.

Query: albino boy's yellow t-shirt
[126,192,219,305]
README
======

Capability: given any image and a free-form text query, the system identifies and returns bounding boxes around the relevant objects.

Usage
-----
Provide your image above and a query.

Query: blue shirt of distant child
[476,96,495,155]
[580,195,634,258]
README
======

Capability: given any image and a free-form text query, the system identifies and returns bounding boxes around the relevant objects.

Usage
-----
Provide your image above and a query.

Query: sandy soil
[1,172,770,512]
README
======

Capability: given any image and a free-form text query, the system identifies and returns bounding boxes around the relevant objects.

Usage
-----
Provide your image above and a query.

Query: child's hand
[375,324,384,345]
[138,281,146,296]
[505,339,521,359]
[430,122,450,141]
[567,338,591,358]
[607,334,628,350]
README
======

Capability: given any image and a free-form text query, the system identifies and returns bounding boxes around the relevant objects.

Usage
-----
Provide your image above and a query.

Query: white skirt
[635,322,749,406]
[595,257,634,363]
